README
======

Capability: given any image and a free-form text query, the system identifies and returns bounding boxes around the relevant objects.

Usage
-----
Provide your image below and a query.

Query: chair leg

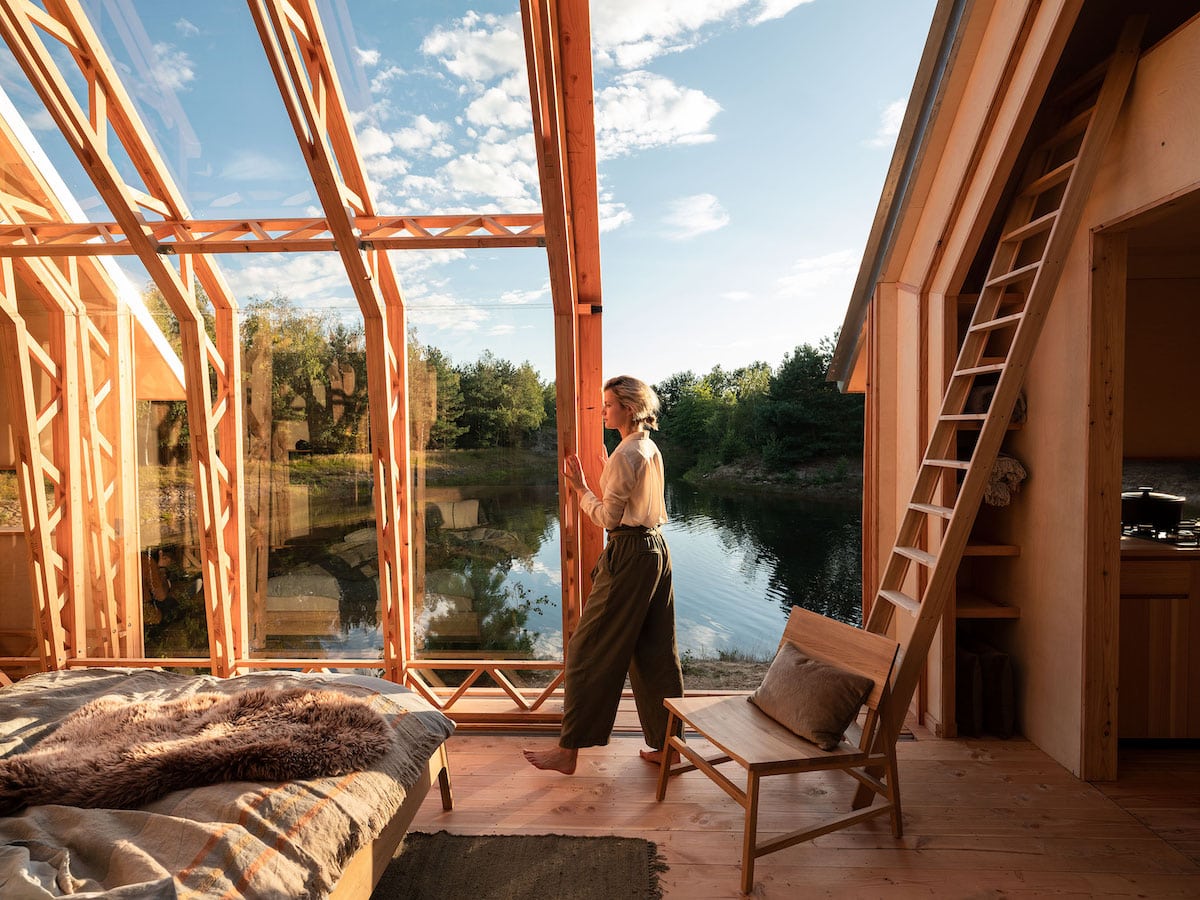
[655,710,678,801]
[885,744,902,837]
[740,771,760,895]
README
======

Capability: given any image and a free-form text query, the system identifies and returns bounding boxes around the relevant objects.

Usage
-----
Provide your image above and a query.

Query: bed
[0,667,455,899]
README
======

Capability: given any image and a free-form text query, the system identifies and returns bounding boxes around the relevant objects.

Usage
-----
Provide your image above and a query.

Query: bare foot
[639,747,680,766]
[523,745,578,774]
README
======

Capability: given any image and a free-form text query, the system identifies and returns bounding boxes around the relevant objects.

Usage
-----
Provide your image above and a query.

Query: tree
[456,352,546,448]
[759,336,863,466]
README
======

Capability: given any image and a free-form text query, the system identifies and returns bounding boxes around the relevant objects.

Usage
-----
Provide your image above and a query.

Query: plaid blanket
[0,668,455,899]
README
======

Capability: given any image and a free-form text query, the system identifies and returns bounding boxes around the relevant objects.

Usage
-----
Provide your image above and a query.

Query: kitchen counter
[1119,534,1200,558]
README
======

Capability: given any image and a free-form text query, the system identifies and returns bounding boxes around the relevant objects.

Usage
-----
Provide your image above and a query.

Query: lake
[143,473,863,663]
[470,481,863,661]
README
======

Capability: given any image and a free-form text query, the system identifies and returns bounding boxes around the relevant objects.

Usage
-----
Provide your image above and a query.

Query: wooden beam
[0,213,547,257]
[555,0,605,611]
[523,0,583,644]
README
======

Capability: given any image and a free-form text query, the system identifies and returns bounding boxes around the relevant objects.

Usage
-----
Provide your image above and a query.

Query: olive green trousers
[559,526,685,750]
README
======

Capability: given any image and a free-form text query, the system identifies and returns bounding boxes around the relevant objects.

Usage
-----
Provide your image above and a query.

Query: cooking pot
[1121,486,1185,532]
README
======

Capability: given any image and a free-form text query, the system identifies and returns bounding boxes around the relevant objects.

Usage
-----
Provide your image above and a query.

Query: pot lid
[1121,486,1186,502]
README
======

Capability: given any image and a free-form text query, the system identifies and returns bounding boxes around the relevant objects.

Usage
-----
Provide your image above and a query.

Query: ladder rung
[1048,55,1108,107]
[925,458,970,470]
[1001,210,1057,245]
[878,589,921,616]
[955,362,1006,377]
[910,502,953,519]
[985,260,1041,289]
[1037,107,1093,153]
[940,413,987,423]
[895,545,937,568]
[969,311,1025,334]
[1020,159,1075,198]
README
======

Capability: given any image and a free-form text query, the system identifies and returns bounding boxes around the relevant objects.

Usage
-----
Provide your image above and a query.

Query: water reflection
[143,477,861,662]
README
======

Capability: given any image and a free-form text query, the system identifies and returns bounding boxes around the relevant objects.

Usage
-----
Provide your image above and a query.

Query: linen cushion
[748,641,874,751]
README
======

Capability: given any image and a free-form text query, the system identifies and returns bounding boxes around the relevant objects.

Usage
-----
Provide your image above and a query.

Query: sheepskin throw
[0,687,394,815]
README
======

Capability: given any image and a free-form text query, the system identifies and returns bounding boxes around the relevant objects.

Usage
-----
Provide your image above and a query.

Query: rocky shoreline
[682,658,771,691]
[685,456,863,501]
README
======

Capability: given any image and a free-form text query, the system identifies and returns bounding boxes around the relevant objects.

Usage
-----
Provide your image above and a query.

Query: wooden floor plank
[412,731,1200,897]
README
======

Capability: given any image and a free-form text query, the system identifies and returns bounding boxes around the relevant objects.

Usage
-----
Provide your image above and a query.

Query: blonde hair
[604,375,660,430]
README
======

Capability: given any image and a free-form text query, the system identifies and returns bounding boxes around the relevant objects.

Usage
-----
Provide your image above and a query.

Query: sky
[0,0,937,386]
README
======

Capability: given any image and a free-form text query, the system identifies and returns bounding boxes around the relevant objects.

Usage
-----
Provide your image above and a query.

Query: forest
[144,292,863,481]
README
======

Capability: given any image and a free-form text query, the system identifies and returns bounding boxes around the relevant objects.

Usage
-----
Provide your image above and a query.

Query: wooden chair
[656,606,903,893]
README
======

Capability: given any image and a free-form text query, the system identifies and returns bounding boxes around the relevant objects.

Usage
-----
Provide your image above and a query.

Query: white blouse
[579,430,668,530]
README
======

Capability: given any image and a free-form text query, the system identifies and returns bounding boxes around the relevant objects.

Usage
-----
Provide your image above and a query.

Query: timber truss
[0,0,604,718]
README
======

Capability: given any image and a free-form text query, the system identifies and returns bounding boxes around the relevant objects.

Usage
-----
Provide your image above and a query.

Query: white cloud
[772,249,859,302]
[723,290,753,301]
[866,98,907,147]
[440,150,536,205]
[498,286,549,306]
[590,0,745,69]
[465,86,530,130]
[369,65,407,94]
[391,115,453,156]
[355,47,380,67]
[663,193,730,240]
[595,71,721,159]
[421,11,525,84]
[357,125,394,157]
[488,324,517,336]
[150,42,195,92]
[219,151,296,181]
[751,0,817,26]
[407,289,491,333]
[23,108,57,132]
[227,254,353,306]
[599,195,633,233]
[174,18,200,37]
[210,192,243,208]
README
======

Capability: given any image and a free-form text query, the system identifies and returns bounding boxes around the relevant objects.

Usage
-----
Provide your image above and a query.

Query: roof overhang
[828,0,1087,391]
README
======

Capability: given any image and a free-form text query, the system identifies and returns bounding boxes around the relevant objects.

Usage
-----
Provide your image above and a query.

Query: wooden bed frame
[330,742,453,899]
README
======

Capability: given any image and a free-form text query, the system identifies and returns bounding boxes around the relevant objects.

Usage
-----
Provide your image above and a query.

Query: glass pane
[240,284,378,662]
[135,289,207,662]
[408,282,560,675]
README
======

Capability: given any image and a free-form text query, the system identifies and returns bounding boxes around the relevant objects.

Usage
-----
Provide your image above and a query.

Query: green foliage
[455,351,547,449]
[655,333,863,477]
[759,335,863,467]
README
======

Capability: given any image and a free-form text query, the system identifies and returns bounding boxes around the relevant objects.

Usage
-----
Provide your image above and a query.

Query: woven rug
[370,831,668,899]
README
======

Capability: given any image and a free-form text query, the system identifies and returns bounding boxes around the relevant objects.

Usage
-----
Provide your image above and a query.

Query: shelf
[956,591,1020,619]
[963,542,1020,557]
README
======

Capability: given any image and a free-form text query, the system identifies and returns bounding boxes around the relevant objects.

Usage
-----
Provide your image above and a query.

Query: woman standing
[524,376,684,775]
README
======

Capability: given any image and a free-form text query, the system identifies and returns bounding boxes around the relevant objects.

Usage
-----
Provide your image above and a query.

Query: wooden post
[1082,229,1126,780]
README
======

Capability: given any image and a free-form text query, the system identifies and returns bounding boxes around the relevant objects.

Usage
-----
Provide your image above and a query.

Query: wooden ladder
[863,17,1146,743]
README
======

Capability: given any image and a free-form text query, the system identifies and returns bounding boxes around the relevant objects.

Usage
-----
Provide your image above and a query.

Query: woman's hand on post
[563,454,589,495]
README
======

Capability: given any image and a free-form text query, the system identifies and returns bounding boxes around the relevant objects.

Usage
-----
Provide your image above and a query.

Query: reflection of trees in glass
[420,485,556,656]
[241,295,369,455]
[142,546,208,656]
[666,482,862,625]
